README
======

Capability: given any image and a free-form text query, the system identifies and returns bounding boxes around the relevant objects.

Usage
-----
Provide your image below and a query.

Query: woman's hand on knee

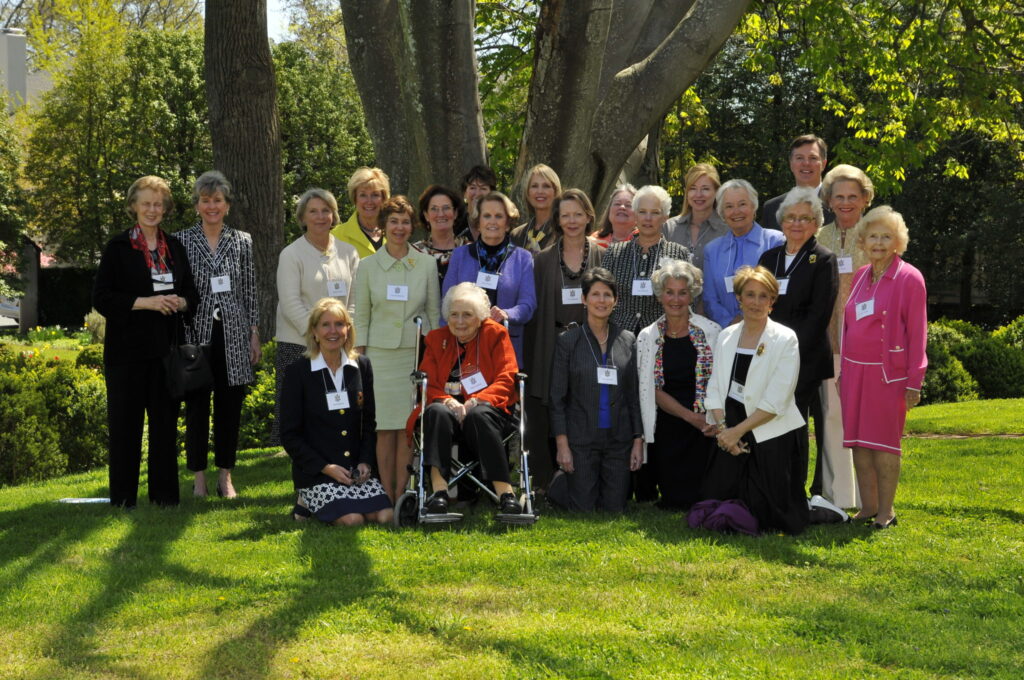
[556,445,574,474]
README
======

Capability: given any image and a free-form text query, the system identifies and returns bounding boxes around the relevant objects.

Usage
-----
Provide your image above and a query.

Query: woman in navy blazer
[757,187,838,500]
[442,191,536,367]
[281,298,393,525]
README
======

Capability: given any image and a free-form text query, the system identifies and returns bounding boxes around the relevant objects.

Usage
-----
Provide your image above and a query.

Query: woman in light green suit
[354,196,441,501]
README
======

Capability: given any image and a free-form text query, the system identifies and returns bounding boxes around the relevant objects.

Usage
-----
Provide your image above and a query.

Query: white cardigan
[705,318,805,443]
[637,313,721,461]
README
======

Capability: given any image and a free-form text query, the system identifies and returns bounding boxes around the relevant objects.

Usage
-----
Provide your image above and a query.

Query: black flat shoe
[499,492,522,515]
[291,503,311,521]
[871,515,898,530]
[425,491,449,514]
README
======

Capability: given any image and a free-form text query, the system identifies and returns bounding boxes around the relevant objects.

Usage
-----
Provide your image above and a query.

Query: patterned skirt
[299,479,392,523]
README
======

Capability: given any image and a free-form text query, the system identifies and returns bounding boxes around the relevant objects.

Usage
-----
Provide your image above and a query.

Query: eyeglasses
[782,215,816,225]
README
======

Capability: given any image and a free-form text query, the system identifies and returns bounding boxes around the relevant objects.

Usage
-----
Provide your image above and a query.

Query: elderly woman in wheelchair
[413,282,525,516]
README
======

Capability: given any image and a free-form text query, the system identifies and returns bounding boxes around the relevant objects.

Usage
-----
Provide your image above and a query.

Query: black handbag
[164,321,213,400]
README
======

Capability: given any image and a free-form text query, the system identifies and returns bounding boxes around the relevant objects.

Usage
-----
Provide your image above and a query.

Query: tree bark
[519,0,750,206]
[204,0,283,338]
[340,0,487,199]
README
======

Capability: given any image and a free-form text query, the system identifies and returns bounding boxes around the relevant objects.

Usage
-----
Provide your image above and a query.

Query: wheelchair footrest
[495,513,538,526]
[419,512,463,524]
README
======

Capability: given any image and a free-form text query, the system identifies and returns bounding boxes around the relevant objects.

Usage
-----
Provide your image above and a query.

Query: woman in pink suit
[840,206,927,530]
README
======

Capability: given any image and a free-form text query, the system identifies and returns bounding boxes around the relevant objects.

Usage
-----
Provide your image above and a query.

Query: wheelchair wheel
[394,490,419,528]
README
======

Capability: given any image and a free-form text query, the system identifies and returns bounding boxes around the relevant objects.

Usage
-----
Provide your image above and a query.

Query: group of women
[94,157,926,534]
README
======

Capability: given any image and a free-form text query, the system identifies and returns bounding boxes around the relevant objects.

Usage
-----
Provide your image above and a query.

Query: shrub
[0,373,64,485]
[957,336,1024,399]
[84,308,106,343]
[26,325,68,343]
[76,344,104,369]
[992,315,1024,351]
[921,339,978,405]
[238,340,277,449]
[34,361,108,473]
[932,317,986,340]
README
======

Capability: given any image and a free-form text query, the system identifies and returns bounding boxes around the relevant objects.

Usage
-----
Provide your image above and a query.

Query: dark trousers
[104,360,180,507]
[524,394,556,490]
[793,383,822,498]
[567,432,631,512]
[185,320,247,472]
[808,386,826,496]
[422,402,510,484]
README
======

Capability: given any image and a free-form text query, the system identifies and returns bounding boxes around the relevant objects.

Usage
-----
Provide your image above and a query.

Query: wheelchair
[393,368,539,528]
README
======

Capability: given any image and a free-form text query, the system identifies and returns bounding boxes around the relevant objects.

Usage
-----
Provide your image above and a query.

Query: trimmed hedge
[956,336,1024,399]
[921,324,978,405]
[993,315,1024,351]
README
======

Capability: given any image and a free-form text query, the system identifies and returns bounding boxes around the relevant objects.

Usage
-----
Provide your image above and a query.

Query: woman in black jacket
[93,175,198,509]
[281,298,393,525]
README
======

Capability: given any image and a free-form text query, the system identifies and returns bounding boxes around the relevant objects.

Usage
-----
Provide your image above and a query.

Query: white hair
[715,179,759,219]
[632,185,672,217]
[441,282,491,320]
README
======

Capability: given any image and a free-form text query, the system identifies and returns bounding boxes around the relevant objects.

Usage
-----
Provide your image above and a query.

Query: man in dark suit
[761,134,833,231]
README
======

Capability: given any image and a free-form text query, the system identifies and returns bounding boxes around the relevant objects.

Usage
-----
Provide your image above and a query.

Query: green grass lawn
[904,398,1024,435]
[1,407,1022,679]
[0,339,82,363]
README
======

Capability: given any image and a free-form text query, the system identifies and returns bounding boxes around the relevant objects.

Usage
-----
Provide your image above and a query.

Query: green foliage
[993,315,1024,350]
[933,317,987,340]
[25,325,68,343]
[75,344,104,369]
[273,40,373,238]
[0,352,107,485]
[24,25,210,262]
[238,341,277,449]
[957,336,1024,399]
[83,308,106,343]
[922,324,978,405]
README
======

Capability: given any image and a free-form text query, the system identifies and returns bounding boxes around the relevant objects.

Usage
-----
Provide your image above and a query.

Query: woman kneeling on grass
[281,298,393,525]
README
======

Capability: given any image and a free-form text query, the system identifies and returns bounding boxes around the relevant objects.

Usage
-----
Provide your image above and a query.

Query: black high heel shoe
[871,515,898,530]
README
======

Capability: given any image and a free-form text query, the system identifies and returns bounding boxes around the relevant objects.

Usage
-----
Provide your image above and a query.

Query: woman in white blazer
[701,265,809,534]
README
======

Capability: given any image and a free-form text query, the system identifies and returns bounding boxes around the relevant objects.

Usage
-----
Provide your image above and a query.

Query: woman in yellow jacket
[332,167,390,258]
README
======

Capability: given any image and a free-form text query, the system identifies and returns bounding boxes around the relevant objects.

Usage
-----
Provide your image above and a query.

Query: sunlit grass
[0,412,1022,678]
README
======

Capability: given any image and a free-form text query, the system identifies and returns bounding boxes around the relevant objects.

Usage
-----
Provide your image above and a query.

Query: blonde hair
[854,205,910,256]
[521,163,562,216]
[680,163,721,217]
[474,191,520,230]
[346,166,391,205]
[732,265,779,300]
[125,175,174,217]
[304,298,357,359]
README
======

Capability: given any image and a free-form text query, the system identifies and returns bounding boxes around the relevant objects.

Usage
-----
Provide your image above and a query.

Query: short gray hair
[442,282,491,321]
[776,186,824,228]
[854,205,910,255]
[633,185,672,217]
[652,259,703,299]
[715,179,759,219]
[193,170,233,205]
[295,188,341,228]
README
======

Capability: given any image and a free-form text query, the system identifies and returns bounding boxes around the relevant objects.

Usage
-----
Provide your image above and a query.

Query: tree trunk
[204,0,283,338]
[340,0,487,199]
[518,0,750,206]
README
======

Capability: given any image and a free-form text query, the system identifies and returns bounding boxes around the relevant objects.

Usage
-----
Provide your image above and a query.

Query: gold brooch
[756,343,766,356]
[809,254,817,264]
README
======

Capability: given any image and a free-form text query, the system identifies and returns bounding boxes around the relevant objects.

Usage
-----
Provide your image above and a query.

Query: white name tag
[632,279,653,296]
[476,271,500,290]
[596,366,618,385]
[210,275,231,293]
[724,275,735,294]
[777,278,789,295]
[152,272,174,292]
[855,299,875,320]
[561,287,582,305]
[327,279,348,297]
[728,380,745,402]
[386,284,409,301]
[837,256,854,274]
[326,390,350,410]
[460,371,487,394]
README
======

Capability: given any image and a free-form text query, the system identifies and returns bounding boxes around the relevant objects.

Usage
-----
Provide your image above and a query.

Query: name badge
[723,275,735,294]
[777,278,789,295]
[476,271,500,290]
[386,284,409,301]
[327,279,348,297]
[596,366,618,385]
[326,390,350,410]
[837,256,854,274]
[728,380,745,402]
[152,272,174,292]
[210,275,231,293]
[561,287,582,305]
[855,299,875,320]
[632,279,653,296]
[460,371,487,394]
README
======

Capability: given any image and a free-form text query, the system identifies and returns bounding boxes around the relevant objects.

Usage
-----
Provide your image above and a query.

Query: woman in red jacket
[412,282,521,515]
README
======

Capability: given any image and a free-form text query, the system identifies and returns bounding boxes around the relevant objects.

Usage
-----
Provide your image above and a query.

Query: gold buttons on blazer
[341,430,348,436]
[343,451,351,458]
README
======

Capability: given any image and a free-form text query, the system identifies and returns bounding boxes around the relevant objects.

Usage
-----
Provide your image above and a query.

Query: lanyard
[849,259,902,310]
[775,246,808,278]
[584,325,615,368]
[476,242,512,274]
[319,363,347,395]
[455,335,482,376]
